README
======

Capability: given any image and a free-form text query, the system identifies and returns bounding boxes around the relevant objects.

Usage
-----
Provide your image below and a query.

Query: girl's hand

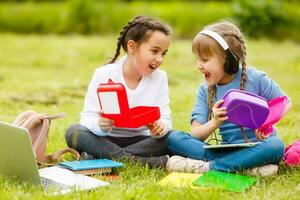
[211,99,228,126]
[146,120,168,137]
[255,129,268,141]
[98,110,114,132]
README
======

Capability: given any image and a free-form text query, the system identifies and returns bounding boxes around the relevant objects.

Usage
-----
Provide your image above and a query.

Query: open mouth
[204,72,211,79]
[149,64,157,70]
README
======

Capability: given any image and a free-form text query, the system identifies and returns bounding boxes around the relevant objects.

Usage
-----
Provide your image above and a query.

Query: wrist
[211,118,221,127]
[99,125,112,133]
[93,127,110,137]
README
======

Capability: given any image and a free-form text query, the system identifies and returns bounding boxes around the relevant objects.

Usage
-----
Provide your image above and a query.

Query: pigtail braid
[207,85,216,121]
[207,85,219,144]
[108,18,141,64]
[237,34,247,91]
[234,32,250,142]
[240,61,247,90]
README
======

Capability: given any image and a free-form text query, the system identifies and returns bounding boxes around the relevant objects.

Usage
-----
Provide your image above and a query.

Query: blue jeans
[167,130,285,172]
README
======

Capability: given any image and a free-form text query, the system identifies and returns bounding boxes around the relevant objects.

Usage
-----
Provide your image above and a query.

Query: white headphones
[199,30,229,50]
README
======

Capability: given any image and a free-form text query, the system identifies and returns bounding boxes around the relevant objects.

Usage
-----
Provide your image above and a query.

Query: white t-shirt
[80,56,172,138]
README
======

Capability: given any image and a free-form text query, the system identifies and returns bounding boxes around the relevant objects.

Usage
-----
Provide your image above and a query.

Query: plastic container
[222,89,269,129]
[97,79,160,128]
[258,96,288,136]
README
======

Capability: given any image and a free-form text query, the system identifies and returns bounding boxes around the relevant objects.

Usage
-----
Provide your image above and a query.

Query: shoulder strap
[39,113,65,120]
[35,113,81,164]
[39,147,80,165]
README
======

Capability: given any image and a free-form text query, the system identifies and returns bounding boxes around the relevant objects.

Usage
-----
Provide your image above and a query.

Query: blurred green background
[0,0,300,41]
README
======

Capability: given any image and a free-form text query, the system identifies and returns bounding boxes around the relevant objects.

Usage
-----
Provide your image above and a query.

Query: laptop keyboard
[41,177,70,191]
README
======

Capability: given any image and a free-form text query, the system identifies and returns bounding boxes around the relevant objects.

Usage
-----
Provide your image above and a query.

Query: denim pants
[167,130,285,172]
[65,124,169,159]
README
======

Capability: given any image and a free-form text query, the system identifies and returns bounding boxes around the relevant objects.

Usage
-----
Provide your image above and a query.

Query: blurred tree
[67,0,96,34]
[232,0,286,38]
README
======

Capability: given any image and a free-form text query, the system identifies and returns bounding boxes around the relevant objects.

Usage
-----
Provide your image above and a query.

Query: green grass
[0,33,300,199]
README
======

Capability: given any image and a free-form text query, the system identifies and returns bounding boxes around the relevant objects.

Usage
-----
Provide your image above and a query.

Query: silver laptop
[203,142,260,149]
[0,121,109,194]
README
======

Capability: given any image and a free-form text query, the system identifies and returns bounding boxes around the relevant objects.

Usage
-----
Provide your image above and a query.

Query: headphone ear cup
[224,49,239,74]
[223,57,231,74]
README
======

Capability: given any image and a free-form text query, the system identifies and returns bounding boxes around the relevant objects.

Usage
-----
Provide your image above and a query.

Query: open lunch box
[222,89,288,136]
[97,79,161,128]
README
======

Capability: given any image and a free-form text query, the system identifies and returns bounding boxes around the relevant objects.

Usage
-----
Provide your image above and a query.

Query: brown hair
[192,20,247,120]
[108,16,172,64]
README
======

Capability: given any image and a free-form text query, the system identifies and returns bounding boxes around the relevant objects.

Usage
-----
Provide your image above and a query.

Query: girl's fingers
[214,110,227,117]
[213,99,225,108]
[99,121,112,126]
[218,116,228,121]
[150,121,165,135]
[213,108,227,116]
[155,125,165,135]
[213,112,227,121]
[151,123,161,134]
[100,117,114,124]
[99,117,114,132]
[259,131,267,139]
[255,130,263,140]
[101,123,113,131]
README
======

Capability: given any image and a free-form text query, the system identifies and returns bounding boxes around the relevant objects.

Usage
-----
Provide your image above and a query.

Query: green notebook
[192,170,257,192]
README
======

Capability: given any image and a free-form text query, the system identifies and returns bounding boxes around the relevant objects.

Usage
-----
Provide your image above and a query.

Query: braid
[108,37,122,64]
[108,17,141,64]
[207,85,216,121]
[236,34,247,90]
[240,60,247,90]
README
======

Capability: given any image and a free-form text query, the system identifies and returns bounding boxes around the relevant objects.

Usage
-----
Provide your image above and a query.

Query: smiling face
[193,34,235,86]
[196,53,225,86]
[127,31,171,76]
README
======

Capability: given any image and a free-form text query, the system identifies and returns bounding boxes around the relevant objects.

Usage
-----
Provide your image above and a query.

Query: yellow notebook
[159,172,202,188]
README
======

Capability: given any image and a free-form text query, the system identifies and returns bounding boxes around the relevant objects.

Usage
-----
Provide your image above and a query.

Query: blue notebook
[58,159,123,170]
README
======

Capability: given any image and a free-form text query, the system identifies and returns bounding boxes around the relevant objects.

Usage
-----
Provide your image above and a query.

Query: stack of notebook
[58,159,123,175]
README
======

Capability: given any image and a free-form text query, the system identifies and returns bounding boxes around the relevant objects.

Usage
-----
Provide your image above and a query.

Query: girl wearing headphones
[166,21,292,176]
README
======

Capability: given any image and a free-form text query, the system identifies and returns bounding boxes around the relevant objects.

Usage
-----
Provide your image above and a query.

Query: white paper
[99,92,120,114]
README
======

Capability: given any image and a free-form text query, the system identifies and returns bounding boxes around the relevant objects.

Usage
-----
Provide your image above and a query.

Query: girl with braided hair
[166,21,292,176]
[65,16,172,168]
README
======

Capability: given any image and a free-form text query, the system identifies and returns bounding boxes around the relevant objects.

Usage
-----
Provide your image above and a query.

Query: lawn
[0,33,299,199]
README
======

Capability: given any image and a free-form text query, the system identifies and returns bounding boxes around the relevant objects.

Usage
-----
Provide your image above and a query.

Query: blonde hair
[192,20,247,120]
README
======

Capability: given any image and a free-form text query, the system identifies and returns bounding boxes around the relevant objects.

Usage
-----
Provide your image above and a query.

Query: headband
[200,30,229,51]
